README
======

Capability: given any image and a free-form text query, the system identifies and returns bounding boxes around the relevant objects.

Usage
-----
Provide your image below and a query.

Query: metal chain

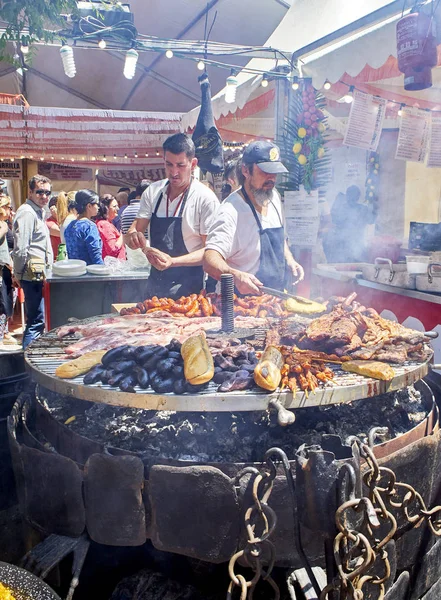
[228,455,281,600]
[320,440,441,600]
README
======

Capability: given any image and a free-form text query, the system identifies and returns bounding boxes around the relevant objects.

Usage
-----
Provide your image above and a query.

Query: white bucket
[406,255,430,274]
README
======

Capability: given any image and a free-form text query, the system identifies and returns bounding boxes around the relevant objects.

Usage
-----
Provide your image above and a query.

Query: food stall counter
[44,268,151,329]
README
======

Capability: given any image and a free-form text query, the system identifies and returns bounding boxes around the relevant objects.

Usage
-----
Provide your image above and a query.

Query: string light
[124,153,128,159]
[103,155,107,161]
[225,70,238,104]
[51,156,54,160]
[197,60,205,71]
[165,49,173,59]
[123,48,138,79]
[323,79,331,90]
[291,76,299,91]
[20,155,25,159]
[40,157,44,161]
[114,154,117,159]
[71,158,75,162]
[92,156,96,161]
[134,151,138,158]
[156,150,160,156]
[98,39,106,49]
[398,103,405,117]
[60,45,76,78]
[145,152,149,157]
[261,75,269,88]
[20,44,29,55]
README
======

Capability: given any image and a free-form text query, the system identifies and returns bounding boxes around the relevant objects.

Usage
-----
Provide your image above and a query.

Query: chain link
[320,440,441,600]
[228,457,280,600]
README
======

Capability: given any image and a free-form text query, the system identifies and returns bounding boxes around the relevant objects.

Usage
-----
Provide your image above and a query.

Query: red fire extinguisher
[396,9,437,90]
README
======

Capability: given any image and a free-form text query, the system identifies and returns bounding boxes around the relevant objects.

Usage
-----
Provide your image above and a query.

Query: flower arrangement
[278,79,330,194]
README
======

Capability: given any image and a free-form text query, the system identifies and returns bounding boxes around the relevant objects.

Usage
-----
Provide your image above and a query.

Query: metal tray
[361,257,416,289]
[416,262,441,293]
[25,320,431,413]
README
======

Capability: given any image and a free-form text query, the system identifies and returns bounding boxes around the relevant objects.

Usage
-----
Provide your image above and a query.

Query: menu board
[427,115,441,168]
[39,162,93,181]
[343,91,387,152]
[395,108,430,162]
[284,189,319,247]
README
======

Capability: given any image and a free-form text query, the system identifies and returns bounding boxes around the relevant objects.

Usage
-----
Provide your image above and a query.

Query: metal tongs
[260,285,315,305]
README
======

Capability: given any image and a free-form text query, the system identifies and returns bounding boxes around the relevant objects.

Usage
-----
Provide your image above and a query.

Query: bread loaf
[55,350,106,379]
[342,360,395,381]
[254,346,283,391]
[181,333,214,385]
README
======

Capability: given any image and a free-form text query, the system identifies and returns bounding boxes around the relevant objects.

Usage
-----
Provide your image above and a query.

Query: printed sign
[0,160,22,180]
[395,108,430,162]
[98,167,166,187]
[38,163,93,181]
[284,188,319,247]
[343,91,387,152]
[427,115,441,168]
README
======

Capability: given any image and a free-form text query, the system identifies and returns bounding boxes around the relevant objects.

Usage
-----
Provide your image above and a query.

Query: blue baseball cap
[242,141,288,174]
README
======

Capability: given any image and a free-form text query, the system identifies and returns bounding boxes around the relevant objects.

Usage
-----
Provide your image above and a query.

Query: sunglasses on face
[35,190,51,197]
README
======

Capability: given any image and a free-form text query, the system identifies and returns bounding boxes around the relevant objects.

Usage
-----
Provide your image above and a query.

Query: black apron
[147,181,204,299]
[241,188,286,291]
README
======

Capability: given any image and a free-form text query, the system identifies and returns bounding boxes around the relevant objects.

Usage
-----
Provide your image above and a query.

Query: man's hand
[127,231,147,250]
[12,274,20,288]
[144,247,173,271]
[288,259,304,283]
[233,270,262,295]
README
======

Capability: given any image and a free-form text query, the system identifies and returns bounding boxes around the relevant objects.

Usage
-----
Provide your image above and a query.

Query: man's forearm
[284,240,296,266]
[203,249,239,281]
[170,247,205,268]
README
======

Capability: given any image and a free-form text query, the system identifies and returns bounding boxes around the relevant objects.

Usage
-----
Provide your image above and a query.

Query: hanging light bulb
[20,44,29,55]
[51,156,55,160]
[134,151,138,158]
[165,49,173,59]
[20,155,25,159]
[323,79,331,90]
[123,48,139,79]
[261,75,269,88]
[103,155,107,161]
[40,157,44,161]
[114,154,117,160]
[156,150,160,156]
[71,158,75,162]
[145,152,149,157]
[98,39,106,49]
[92,156,96,161]
[225,70,238,104]
[197,60,205,71]
[291,76,299,91]
[60,45,76,78]
[398,103,405,117]
[124,153,128,159]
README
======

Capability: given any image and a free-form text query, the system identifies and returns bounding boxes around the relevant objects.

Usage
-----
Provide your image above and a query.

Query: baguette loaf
[55,350,106,379]
[254,345,283,391]
[181,333,214,385]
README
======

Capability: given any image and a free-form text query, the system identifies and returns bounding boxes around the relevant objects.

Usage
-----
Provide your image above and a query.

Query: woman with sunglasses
[96,195,126,260]
[64,189,104,265]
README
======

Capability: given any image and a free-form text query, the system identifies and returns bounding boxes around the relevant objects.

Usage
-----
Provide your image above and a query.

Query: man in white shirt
[203,141,304,295]
[125,133,218,298]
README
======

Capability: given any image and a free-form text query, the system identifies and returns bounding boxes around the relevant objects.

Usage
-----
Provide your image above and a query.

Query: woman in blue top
[64,189,104,265]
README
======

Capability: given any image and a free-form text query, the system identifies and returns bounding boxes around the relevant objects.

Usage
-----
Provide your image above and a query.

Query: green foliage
[277,81,331,195]
[0,0,118,63]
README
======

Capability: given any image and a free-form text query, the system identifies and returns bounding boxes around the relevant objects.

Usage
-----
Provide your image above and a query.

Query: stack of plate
[87,264,111,276]
[52,259,87,277]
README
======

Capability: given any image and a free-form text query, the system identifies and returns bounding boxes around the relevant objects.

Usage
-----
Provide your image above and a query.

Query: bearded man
[203,141,303,295]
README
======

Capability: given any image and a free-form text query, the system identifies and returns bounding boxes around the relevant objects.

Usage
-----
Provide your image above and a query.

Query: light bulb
[124,153,128,159]
[197,60,205,71]
[134,152,138,158]
[343,86,354,103]
[51,156,54,160]
[71,158,75,162]
[123,49,138,79]
[114,154,117,160]
[225,73,238,104]
[323,79,331,90]
[20,44,29,55]
[165,49,173,59]
[398,103,405,117]
[20,155,25,159]
[40,157,44,161]
[261,77,269,88]
[103,155,107,161]
[291,76,299,91]
[60,45,76,78]
[92,156,96,161]
[98,39,106,49]
[156,150,160,156]
[145,153,149,157]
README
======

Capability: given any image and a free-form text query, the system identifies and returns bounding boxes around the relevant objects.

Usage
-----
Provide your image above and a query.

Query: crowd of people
[2,132,308,350]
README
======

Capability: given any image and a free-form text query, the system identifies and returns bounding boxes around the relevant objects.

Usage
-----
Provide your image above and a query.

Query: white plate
[86,264,111,275]
[52,267,87,277]
[52,259,87,272]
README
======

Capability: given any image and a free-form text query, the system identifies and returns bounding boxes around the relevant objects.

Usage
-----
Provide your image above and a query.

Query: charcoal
[38,384,428,464]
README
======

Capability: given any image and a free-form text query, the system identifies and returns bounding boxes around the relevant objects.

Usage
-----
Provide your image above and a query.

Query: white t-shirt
[137,178,219,253]
[205,188,284,275]
[60,214,77,244]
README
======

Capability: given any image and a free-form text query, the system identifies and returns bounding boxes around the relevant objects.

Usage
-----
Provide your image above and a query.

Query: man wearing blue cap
[203,141,303,295]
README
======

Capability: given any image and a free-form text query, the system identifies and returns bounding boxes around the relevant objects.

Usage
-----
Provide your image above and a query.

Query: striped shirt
[120,200,148,239]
